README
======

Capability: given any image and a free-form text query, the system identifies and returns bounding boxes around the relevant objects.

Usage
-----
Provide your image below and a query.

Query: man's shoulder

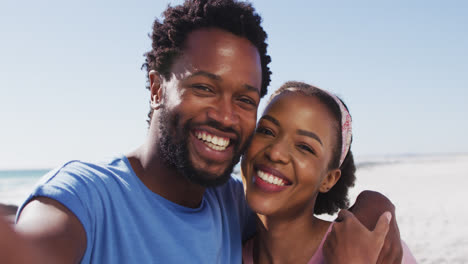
[206,174,246,207]
[18,155,134,220]
[36,155,131,189]
[210,174,243,193]
[60,155,128,173]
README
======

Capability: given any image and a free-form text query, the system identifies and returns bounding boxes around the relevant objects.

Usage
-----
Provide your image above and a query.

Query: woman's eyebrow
[260,115,322,145]
[260,115,280,126]
[296,129,323,146]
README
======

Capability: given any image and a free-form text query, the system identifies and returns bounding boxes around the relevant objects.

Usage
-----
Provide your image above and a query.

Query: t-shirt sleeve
[16,161,101,251]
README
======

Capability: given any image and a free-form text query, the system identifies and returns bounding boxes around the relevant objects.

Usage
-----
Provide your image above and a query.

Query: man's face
[155,28,262,187]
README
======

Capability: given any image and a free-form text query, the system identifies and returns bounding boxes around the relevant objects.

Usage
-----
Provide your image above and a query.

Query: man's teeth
[257,170,286,186]
[195,131,230,151]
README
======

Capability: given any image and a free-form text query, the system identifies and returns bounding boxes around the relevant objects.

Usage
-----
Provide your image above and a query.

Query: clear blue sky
[1,0,467,169]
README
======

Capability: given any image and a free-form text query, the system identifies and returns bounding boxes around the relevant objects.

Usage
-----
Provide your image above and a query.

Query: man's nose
[206,98,240,128]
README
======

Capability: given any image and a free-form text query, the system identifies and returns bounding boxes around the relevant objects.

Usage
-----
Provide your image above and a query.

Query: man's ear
[149,70,163,110]
[319,169,341,193]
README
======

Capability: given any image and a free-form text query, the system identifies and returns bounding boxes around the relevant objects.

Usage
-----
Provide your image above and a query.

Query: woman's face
[241,92,340,217]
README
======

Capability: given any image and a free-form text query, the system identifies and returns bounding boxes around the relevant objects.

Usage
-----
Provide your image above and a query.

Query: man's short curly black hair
[142,0,272,123]
[269,81,356,215]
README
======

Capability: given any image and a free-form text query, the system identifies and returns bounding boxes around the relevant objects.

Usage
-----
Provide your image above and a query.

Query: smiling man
[1,0,402,263]
[145,28,263,190]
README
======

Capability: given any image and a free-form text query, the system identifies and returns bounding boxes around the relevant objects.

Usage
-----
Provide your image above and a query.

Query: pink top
[242,223,417,264]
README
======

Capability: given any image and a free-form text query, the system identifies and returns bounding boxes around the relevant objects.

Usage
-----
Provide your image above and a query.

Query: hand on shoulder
[323,209,391,264]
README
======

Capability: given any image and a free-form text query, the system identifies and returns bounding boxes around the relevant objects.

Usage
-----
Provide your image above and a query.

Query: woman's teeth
[257,170,286,186]
[195,131,230,151]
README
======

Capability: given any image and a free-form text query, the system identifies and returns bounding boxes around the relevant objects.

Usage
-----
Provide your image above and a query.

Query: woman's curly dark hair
[269,81,356,215]
[142,0,272,123]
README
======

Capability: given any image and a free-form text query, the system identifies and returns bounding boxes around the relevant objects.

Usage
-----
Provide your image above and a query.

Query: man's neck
[126,145,205,208]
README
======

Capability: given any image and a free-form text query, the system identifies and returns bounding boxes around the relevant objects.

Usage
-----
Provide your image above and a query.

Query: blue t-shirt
[18,156,255,263]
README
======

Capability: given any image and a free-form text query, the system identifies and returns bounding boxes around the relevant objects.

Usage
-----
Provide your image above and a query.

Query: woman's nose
[264,139,290,164]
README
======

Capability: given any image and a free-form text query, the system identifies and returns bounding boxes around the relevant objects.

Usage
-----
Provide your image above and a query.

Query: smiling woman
[240,81,417,263]
[242,82,355,218]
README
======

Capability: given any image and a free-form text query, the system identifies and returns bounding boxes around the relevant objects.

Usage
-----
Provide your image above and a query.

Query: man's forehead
[168,28,262,91]
[182,28,259,61]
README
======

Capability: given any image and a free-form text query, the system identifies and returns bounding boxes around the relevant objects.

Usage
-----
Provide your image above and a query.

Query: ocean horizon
[0,169,49,206]
[1,152,466,207]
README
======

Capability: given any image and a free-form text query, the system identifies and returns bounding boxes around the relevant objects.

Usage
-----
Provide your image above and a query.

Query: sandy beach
[346,154,468,264]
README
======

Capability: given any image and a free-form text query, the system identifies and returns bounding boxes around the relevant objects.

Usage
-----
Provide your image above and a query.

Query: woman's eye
[256,127,274,136]
[298,144,315,154]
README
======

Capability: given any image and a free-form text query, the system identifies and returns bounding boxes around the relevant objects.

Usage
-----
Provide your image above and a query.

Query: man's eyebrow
[188,71,260,95]
[244,84,260,96]
[297,129,323,146]
[189,71,221,80]
[260,115,280,126]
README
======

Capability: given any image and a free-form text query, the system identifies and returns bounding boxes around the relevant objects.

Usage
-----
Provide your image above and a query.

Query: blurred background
[1,0,466,170]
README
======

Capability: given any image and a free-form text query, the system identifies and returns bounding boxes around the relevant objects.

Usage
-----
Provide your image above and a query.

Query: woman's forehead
[265,92,322,115]
[264,93,335,129]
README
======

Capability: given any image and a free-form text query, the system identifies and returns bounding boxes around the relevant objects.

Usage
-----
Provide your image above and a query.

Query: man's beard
[157,106,249,187]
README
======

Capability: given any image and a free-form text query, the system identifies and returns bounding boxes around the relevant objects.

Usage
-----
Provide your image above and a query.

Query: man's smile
[190,128,237,164]
[194,130,230,151]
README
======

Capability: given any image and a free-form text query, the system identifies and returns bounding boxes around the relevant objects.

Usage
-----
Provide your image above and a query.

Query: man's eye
[239,97,256,106]
[192,85,213,93]
[256,127,274,136]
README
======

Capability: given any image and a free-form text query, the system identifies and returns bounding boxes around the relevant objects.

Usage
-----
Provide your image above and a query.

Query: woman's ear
[149,70,163,110]
[319,169,341,193]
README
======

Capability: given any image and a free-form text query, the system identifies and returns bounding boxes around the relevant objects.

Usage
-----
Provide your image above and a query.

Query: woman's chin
[246,195,279,216]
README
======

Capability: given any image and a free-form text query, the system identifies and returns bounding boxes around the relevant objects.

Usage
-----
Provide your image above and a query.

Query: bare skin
[253,215,332,263]
[10,197,85,263]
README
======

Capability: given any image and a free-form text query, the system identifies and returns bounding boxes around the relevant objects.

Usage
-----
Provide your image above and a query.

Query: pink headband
[322,90,352,167]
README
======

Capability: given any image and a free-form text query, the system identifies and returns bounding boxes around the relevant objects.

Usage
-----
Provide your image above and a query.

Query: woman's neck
[253,213,331,264]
